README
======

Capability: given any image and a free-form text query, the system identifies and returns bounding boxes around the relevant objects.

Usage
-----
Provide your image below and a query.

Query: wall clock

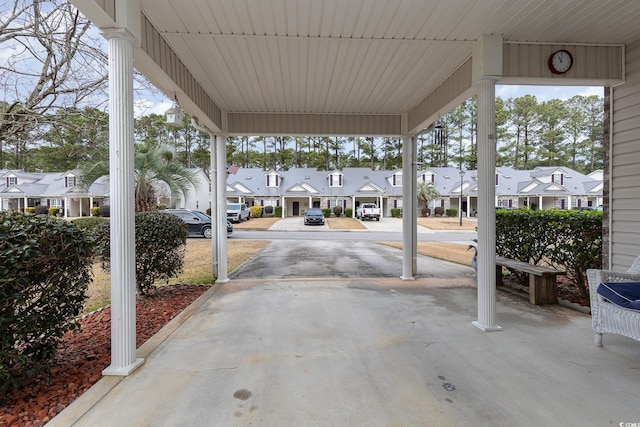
[548,49,573,74]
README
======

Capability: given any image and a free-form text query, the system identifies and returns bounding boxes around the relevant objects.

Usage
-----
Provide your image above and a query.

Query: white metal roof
[139,0,640,118]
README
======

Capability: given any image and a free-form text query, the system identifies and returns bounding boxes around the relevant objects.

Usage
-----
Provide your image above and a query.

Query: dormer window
[392,172,403,187]
[421,172,435,183]
[6,176,17,186]
[551,172,564,185]
[266,173,280,187]
[329,171,343,187]
[65,176,77,188]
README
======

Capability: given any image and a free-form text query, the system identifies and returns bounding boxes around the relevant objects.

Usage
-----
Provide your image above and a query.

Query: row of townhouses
[0,166,602,218]
[227,166,603,217]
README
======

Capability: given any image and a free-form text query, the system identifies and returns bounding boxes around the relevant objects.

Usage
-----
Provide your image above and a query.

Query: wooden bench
[496,256,566,305]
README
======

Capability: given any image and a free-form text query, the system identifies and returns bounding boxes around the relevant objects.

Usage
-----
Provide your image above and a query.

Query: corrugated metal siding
[503,43,623,81]
[611,39,640,270]
[227,113,401,136]
[408,59,473,132]
[139,15,222,128]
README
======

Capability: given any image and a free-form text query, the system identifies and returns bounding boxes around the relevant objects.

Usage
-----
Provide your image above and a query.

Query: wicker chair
[586,257,640,346]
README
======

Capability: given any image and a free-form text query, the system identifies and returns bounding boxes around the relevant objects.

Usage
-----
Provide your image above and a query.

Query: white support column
[567,195,572,210]
[89,196,94,216]
[539,195,543,210]
[102,30,144,375]
[401,135,417,280]
[216,135,229,283]
[281,196,285,218]
[466,196,471,217]
[191,117,218,279]
[473,77,502,332]
[210,136,218,278]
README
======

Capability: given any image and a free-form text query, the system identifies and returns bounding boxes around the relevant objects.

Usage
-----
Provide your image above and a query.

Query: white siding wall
[611,39,640,270]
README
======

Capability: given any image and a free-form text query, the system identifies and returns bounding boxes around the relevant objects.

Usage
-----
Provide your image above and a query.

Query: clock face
[549,50,573,74]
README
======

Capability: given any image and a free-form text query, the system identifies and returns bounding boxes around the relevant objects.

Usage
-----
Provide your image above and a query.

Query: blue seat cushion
[597,282,640,311]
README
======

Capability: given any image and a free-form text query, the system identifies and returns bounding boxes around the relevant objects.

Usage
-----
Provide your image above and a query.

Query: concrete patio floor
[50,274,640,427]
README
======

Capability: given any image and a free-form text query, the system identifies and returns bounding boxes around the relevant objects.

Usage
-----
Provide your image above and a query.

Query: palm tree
[80,143,197,212]
[417,181,439,216]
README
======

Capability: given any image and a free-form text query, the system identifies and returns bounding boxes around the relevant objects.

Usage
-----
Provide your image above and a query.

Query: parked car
[227,202,250,222]
[162,209,218,238]
[356,203,381,221]
[304,207,325,225]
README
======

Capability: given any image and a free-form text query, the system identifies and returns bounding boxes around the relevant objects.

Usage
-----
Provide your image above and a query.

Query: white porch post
[281,196,285,218]
[539,195,543,209]
[63,197,69,217]
[466,195,471,217]
[210,135,219,278]
[89,196,94,216]
[102,29,144,375]
[401,135,417,280]
[352,196,356,217]
[567,195,572,210]
[473,77,502,332]
[216,135,229,283]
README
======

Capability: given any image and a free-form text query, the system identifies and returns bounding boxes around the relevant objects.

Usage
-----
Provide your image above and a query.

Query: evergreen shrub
[496,209,602,298]
[0,211,92,392]
[250,205,263,218]
[93,212,188,295]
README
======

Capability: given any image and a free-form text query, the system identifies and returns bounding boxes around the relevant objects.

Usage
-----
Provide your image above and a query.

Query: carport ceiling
[142,0,640,116]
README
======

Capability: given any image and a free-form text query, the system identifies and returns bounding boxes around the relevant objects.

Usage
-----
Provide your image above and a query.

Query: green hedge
[93,212,188,295]
[275,205,282,217]
[496,209,602,298]
[446,208,458,217]
[321,208,331,218]
[345,208,353,217]
[0,212,92,392]
[391,208,401,218]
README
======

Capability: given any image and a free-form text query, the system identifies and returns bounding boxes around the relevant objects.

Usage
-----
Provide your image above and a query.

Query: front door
[293,201,300,216]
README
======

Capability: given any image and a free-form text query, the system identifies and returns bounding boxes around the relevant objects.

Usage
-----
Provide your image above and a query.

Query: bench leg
[529,274,558,305]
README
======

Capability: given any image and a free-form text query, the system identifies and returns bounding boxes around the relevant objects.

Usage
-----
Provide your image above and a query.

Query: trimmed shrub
[421,208,431,217]
[321,208,331,218]
[90,206,100,217]
[93,212,188,295]
[250,205,263,218]
[434,207,445,216]
[24,207,35,215]
[71,217,110,246]
[34,205,49,216]
[344,208,353,218]
[264,205,274,215]
[48,207,60,217]
[98,205,110,218]
[332,206,343,217]
[446,208,458,217]
[496,209,602,298]
[0,211,92,392]
[391,208,402,218]
[274,205,282,217]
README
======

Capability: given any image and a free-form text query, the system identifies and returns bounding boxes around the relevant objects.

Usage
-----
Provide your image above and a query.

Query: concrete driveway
[50,242,640,427]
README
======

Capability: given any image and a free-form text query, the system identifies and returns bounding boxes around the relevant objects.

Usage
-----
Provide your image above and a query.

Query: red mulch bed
[0,284,209,427]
